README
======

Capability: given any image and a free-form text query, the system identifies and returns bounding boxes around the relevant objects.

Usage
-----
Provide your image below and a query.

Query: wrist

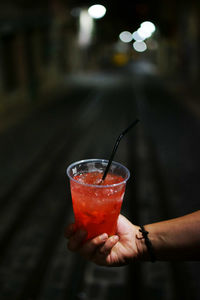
[135,226,149,261]
[135,225,156,262]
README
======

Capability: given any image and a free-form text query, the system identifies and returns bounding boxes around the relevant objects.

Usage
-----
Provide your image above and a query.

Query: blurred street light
[132,31,144,41]
[133,41,147,52]
[78,9,93,47]
[137,27,152,39]
[133,21,156,42]
[119,31,133,43]
[88,4,106,19]
[140,21,156,34]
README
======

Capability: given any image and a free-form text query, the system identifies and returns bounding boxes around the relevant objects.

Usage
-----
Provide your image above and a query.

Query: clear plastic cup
[67,159,130,240]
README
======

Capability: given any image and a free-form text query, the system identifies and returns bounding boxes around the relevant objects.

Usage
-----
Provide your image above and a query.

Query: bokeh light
[119,31,133,43]
[79,9,93,46]
[132,31,144,41]
[133,41,147,52]
[137,27,152,39]
[140,21,156,34]
[88,4,106,19]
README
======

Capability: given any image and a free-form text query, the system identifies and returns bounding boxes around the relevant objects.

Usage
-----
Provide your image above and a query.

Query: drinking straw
[101,119,139,182]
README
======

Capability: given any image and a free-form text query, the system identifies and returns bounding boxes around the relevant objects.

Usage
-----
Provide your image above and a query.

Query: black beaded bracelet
[139,225,156,262]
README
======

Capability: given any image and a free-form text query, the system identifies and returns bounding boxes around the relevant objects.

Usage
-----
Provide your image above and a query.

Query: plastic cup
[66,159,130,240]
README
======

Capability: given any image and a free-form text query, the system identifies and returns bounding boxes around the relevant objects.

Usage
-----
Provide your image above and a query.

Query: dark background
[0,0,199,299]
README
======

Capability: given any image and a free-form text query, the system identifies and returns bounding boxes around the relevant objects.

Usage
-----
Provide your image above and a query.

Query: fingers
[79,233,108,258]
[65,226,120,266]
[99,235,119,255]
[78,234,119,266]
[92,235,119,266]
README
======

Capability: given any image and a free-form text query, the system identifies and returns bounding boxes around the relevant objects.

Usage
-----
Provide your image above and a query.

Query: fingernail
[100,233,108,241]
[112,235,119,242]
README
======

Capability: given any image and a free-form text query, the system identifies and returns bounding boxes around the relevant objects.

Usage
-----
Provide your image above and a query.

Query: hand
[65,214,141,267]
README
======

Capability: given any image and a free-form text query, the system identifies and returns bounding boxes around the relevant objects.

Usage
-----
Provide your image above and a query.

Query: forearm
[138,210,200,261]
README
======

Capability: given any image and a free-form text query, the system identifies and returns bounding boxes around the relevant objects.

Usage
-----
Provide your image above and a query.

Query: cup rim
[66,158,130,188]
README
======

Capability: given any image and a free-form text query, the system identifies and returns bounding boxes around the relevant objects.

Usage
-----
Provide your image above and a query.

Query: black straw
[101,119,139,181]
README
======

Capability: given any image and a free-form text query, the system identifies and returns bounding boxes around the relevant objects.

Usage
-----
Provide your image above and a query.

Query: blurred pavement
[0,66,200,300]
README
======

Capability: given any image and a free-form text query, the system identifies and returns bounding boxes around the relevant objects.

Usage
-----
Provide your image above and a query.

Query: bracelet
[139,225,156,262]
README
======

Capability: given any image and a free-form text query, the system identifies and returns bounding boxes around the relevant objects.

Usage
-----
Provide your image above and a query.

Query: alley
[0,68,200,300]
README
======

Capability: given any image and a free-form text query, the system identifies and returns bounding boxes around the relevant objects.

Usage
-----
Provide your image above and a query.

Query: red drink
[67,159,130,240]
[71,172,125,239]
